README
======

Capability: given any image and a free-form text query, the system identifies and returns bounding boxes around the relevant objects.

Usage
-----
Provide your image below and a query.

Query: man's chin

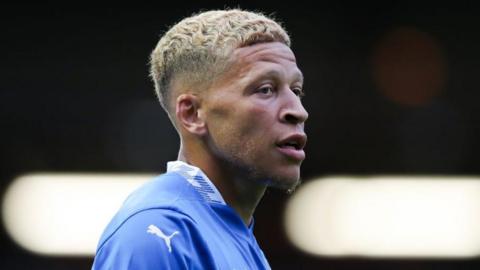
[226,156,302,191]
[265,173,302,193]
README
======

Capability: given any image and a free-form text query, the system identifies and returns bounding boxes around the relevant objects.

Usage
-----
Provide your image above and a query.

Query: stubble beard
[214,147,303,194]
[208,132,303,194]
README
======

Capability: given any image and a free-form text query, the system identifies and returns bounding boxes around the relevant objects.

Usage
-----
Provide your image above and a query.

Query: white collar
[167,160,226,205]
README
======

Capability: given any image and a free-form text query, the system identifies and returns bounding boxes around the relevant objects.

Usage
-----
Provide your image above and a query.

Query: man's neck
[178,147,267,225]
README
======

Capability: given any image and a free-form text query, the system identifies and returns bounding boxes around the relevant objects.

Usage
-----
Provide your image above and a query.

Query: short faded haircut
[149,9,291,114]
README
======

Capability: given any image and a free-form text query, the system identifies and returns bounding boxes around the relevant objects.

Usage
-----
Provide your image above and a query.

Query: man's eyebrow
[251,69,304,83]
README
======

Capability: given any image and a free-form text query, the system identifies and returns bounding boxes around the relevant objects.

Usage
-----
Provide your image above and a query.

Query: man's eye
[292,88,305,98]
[257,86,274,95]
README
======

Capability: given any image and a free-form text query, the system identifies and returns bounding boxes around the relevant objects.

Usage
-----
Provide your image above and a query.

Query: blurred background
[2,2,480,269]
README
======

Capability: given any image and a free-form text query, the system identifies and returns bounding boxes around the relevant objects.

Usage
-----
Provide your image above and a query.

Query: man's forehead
[230,42,302,79]
[233,42,297,63]
[210,42,302,89]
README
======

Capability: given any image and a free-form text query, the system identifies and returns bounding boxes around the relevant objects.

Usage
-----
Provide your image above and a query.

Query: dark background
[2,2,480,269]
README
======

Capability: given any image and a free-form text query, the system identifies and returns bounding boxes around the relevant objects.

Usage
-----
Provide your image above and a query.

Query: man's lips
[276,133,307,161]
[276,146,306,161]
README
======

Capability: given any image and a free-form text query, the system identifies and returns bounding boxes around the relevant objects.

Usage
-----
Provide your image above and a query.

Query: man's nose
[280,90,309,125]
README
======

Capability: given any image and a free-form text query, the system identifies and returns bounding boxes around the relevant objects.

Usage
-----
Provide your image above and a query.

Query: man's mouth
[276,134,307,161]
[279,141,301,150]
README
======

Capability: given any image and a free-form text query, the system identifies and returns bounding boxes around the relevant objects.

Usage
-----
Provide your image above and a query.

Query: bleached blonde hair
[149,9,291,114]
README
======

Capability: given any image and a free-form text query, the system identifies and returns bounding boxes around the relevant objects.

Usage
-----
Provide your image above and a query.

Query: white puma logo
[146,224,180,253]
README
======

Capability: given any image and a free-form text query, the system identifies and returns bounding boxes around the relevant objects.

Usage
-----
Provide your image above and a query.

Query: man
[92,8,308,269]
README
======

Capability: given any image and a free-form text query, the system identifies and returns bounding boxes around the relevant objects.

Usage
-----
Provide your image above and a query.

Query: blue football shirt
[92,161,271,269]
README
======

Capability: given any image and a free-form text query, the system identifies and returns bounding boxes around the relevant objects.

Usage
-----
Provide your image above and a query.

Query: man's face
[202,42,308,190]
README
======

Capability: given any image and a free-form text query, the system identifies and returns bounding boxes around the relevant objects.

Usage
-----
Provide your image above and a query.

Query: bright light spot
[285,176,480,258]
[1,173,153,256]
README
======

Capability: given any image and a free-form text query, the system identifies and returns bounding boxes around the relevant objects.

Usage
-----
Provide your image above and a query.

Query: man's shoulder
[97,207,195,250]
[95,172,201,250]
[92,208,196,269]
[92,172,206,269]
[123,172,193,209]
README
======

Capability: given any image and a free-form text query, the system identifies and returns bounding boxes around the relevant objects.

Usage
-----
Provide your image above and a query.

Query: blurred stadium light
[1,173,152,256]
[285,176,480,258]
[4,173,480,259]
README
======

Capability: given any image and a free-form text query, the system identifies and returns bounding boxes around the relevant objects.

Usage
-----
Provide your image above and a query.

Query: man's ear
[175,94,207,136]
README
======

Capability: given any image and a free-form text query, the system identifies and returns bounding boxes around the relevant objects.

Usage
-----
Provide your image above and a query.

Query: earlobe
[176,94,207,136]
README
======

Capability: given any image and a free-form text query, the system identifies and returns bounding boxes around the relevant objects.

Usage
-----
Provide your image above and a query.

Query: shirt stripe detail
[167,161,226,205]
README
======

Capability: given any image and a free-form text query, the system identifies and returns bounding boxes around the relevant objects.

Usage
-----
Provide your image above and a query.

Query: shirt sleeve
[92,208,194,270]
